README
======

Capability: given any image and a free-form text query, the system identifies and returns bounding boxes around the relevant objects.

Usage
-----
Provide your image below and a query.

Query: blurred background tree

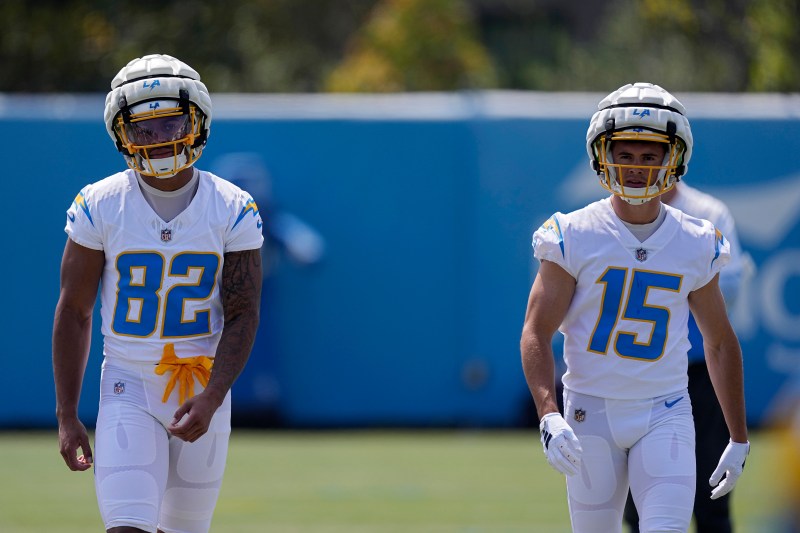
[326,0,497,91]
[2,0,799,92]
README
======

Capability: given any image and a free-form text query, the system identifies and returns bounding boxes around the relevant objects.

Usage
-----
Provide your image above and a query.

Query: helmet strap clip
[666,120,677,145]
[604,118,615,142]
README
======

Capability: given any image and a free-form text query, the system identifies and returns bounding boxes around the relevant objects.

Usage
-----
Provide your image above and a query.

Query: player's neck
[610,195,663,225]
[138,166,196,192]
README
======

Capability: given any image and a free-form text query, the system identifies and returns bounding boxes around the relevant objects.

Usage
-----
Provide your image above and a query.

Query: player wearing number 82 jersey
[66,168,263,364]
[53,53,263,533]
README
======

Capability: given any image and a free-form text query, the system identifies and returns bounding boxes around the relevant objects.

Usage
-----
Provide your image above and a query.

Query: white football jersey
[65,168,264,364]
[533,197,730,400]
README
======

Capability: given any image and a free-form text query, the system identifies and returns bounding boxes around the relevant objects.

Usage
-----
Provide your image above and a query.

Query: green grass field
[0,429,786,532]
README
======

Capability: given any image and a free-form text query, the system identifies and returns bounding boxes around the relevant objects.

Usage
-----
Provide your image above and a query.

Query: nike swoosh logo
[67,212,76,222]
[665,396,684,408]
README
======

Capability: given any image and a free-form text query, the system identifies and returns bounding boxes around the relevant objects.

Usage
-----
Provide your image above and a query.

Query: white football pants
[563,388,696,533]
[94,359,231,533]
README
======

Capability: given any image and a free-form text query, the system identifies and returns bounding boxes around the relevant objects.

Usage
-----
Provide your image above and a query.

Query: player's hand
[539,412,583,476]
[709,439,749,499]
[57,416,93,471]
[168,390,221,443]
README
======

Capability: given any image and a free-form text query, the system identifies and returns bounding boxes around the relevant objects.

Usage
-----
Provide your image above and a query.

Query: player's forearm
[205,311,259,404]
[206,248,263,405]
[705,341,748,443]
[521,332,560,418]
[52,305,92,420]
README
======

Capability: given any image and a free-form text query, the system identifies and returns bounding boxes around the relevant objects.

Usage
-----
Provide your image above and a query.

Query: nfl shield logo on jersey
[574,408,586,423]
[161,229,172,242]
[635,247,648,262]
[113,381,125,395]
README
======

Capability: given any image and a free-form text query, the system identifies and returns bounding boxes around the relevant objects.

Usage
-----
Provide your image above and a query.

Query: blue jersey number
[112,251,220,338]
[588,267,682,361]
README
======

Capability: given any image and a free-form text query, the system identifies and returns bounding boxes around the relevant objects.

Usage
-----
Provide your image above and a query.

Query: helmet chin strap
[139,153,188,179]
[617,181,663,204]
[619,192,657,205]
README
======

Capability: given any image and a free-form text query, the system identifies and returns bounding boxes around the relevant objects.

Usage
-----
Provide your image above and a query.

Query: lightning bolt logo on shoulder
[232,198,260,229]
[541,216,565,258]
[711,227,726,267]
[72,191,95,227]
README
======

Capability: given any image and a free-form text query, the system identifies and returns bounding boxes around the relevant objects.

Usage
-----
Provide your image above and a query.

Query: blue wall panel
[2,96,797,428]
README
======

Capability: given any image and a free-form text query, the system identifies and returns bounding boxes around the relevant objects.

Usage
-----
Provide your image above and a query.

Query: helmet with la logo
[104,54,212,178]
[586,82,693,204]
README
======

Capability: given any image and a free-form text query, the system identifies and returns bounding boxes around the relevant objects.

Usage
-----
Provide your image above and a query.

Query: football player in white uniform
[53,54,264,533]
[520,83,749,533]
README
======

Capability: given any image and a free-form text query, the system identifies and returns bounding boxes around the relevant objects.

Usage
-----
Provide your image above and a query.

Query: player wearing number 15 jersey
[520,83,749,533]
[53,54,263,533]
[535,198,726,400]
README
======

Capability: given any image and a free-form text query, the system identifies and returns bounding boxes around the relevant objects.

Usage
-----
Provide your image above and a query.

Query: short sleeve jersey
[532,197,730,400]
[65,169,264,364]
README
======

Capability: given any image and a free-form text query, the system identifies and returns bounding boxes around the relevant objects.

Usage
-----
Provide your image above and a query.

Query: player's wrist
[56,406,80,421]
[537,404,561,419]
[200,386,227,409]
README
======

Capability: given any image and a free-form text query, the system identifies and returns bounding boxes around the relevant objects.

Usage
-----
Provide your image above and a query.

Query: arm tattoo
[208,248,263,397]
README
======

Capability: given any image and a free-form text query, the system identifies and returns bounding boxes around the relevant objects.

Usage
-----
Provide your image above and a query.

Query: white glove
[709,439,750,500]
[539,412,583,476]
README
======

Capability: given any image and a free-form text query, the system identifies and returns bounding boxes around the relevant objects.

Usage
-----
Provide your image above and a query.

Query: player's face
[124,115,192,158]
[610,141,667,188]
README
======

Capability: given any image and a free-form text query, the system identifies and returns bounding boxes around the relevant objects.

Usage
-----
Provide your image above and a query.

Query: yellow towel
[155,343,213,405]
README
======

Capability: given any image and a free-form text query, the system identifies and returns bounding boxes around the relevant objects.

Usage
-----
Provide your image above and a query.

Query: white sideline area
[3,91,800,121]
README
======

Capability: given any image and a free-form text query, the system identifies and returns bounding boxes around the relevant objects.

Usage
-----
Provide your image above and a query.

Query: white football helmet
[104,54,212,178]
[586,82,693,204]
